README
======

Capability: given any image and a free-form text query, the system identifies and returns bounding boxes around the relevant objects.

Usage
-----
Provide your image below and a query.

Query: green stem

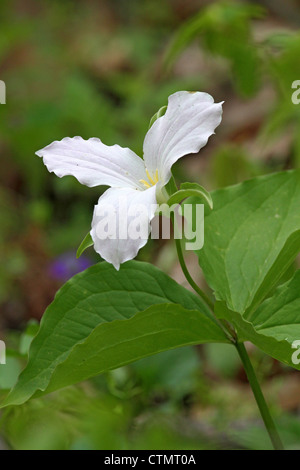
[171,214,233,342]
[171,214,214,310]
[174,235,214,310]
[235,342,284,450]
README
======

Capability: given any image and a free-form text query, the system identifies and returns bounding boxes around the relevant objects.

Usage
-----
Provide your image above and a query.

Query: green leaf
[1,261,227,407]
[215,270,300,370]
[32,303,229,398]
[76,232,93,258]
[168,182,213,210]
[195,170,300,314]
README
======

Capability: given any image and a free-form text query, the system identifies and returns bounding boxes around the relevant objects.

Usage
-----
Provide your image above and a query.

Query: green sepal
[148,105,167,129]
[76,232,93,258]
[167,182,213,210]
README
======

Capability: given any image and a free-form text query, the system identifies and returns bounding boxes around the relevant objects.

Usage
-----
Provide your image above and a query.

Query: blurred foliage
[262,32,300,165]
[166,1,265,96]
[1,0,300,450]
[208,144,261,188]
[167,0,300,168]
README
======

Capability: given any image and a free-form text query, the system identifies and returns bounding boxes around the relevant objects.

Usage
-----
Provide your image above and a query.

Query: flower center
[139,168,159,189]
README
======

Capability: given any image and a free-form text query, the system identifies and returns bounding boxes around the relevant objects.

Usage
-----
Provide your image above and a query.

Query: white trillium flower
[36,91,223,269]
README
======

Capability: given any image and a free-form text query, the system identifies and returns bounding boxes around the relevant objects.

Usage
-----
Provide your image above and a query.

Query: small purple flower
[49,251,92,281]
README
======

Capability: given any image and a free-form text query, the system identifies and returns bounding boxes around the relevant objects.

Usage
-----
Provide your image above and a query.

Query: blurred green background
[1,0,300,450]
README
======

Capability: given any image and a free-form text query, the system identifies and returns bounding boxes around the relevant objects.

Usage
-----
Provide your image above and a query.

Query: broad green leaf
[1,261,224,407]
[167,182,213,210]
[195,170,300,314]
[76,232,93,258]
[31,304,229,398]
[215,270,300,370]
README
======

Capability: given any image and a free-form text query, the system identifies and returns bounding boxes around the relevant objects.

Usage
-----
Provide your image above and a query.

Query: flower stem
[235,342,284,450]
[171,216,232,341]
[175,237,214,309]
[171,214,214,310]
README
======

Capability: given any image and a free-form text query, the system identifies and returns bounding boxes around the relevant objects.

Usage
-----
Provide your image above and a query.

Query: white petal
[36,136,146,190]
[143,91,223,184]
[91,186,157,270]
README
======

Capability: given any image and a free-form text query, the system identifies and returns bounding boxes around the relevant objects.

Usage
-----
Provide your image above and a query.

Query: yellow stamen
[139,179,151,188]
[146,169,156,186]
[139,168,159,189]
